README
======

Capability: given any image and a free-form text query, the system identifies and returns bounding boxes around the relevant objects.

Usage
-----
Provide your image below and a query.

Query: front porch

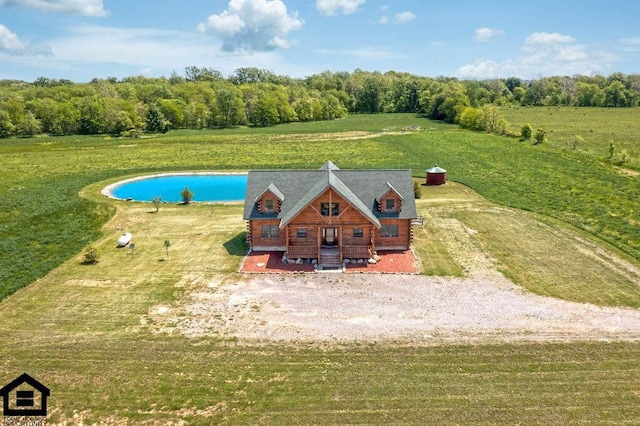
[286,244,371,270]
[239,250,418,274]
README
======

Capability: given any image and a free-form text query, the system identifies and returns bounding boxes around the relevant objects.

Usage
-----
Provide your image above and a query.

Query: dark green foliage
[520,123,532,141]
[0,170,116,300]
[146,103,170,133]
[2,71,640,139]
[19,111,41,137]
[533,128,546,145]
[0,110,15,138]
[252,96,279,126]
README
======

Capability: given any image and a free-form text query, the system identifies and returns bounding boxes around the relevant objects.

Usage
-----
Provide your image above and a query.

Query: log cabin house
[243,161,418,269]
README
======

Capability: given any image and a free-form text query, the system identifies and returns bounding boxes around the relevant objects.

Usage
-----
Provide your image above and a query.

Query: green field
[2,113,640,423]
[2,113,639,300]
[502,106,640,169]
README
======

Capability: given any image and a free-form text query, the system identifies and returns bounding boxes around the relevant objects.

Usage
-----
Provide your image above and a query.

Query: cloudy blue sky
[1,0,640,82]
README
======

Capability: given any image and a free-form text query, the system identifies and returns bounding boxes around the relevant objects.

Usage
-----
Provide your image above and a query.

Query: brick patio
[239,250,419,274]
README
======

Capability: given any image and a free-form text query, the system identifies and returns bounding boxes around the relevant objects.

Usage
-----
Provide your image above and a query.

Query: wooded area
[1,67,639,138]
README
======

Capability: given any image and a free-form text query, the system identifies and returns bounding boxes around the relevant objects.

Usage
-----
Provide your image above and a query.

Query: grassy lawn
[2,336,640,424]
[2,113,640,423]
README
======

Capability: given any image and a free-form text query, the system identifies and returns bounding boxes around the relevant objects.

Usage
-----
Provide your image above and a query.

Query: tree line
[1,67,639,138]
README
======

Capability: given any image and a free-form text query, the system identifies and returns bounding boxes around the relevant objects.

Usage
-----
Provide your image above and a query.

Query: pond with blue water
[109,173,248,203]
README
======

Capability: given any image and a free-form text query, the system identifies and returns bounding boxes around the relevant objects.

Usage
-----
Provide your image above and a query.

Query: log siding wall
[248,188,412,253]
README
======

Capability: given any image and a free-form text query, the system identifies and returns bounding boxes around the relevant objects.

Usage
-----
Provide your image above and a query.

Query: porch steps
[318,247,343,271]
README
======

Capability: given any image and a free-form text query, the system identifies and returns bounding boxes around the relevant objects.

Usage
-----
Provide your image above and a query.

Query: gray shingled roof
[243,161,418,227]
[254,182,285,203]
[376,181,404,202]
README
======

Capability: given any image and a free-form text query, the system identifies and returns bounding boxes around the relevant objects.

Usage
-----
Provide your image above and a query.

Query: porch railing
[342,245,370,258]
[287,245,318,257]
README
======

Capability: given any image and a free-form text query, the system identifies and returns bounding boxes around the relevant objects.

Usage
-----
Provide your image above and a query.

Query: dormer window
[385,198,395,211]
[264,199,274,211]
[376,182,403,213]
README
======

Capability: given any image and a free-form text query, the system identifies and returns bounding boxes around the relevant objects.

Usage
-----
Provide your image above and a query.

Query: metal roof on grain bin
[425,164,446,185]
[426,165,446,173]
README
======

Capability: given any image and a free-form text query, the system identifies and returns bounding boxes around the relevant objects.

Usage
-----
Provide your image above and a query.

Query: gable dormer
[255,183,284,214]
[376,182,403,213]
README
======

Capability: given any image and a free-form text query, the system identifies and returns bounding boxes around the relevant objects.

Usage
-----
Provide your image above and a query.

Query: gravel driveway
[171,270,640,344]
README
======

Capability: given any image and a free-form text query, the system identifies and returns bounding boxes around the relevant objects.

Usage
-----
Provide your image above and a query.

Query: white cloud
[457,32,617,79]
[316,0,365,16]
[394,11,415,24]
[456,59,501,78]
[15,24,295,79]
[198,0,302,52]
[0,23,51,55]
[473,27,504,43]
[0,0,107,17]
[524,32,575,46]
[0,23,26,51]
[49,26,207,67]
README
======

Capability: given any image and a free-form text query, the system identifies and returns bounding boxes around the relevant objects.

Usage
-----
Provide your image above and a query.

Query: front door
[322,227,338,246]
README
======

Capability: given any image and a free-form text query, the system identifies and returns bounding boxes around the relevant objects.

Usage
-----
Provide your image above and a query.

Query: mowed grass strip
[456,207,640,307]
[412,180,466,276]
[1,337,640,424]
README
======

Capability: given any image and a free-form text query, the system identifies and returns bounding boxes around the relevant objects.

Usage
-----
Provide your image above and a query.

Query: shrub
[180,186,194,204]
[83,246,100,264]
[413,180,422,199]
[533,128,546,145]
[521,123,532,141]
[164,240,171,258]
[151,196,162,212]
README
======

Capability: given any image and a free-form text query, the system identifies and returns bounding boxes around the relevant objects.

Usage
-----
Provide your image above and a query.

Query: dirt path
[163,215,640,345]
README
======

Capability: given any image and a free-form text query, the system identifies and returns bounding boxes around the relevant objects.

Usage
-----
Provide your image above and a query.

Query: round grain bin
[425,164,446,185]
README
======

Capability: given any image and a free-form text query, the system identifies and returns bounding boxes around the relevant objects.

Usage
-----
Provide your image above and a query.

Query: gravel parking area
[171,270,640,345]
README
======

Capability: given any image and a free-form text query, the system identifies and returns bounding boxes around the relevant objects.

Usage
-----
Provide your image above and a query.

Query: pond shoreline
[101,171,248,203]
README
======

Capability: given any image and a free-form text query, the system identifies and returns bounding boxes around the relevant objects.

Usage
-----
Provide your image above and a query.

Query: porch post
[370,225,375,253]
[285,225,289,253]
[339,226,343,263]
